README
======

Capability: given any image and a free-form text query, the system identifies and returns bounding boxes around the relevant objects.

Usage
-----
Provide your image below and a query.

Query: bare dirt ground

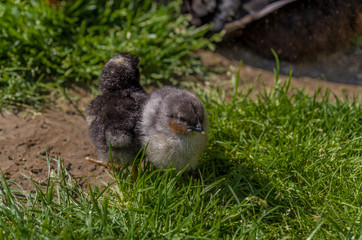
[1,50,361,192]
[0,88,112,191]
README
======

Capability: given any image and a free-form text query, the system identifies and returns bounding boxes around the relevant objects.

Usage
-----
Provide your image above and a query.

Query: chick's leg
[85,157,109,167]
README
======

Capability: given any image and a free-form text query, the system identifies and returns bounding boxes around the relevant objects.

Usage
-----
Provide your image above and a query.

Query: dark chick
[86,53,147,168]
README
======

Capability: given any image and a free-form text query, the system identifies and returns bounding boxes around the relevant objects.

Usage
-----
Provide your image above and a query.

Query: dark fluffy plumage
[87,53,147,166]
[99,53,142,93]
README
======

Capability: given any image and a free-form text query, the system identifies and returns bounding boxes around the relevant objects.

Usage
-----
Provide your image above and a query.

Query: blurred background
[181,0,362,84]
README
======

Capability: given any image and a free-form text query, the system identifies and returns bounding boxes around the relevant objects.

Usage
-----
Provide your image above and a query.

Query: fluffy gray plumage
[87,53,147,166]
[140,87,208,171]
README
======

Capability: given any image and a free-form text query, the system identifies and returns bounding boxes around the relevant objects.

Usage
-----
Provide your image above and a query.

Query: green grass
[1,63,361,238]
[1,1,361,238]
[0,0,219,109]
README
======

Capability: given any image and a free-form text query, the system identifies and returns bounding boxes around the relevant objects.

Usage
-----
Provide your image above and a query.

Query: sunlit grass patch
[0,0,219,109]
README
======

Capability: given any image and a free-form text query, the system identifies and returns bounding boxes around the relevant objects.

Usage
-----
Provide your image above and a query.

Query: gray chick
[86,53,147,168]
[140,87,208,171]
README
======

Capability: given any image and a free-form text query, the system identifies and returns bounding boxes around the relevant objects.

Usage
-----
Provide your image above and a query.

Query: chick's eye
[169,114,187,123]
[178,116,187,122]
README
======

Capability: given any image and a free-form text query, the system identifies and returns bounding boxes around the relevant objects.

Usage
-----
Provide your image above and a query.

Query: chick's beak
[194,123,205,135]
